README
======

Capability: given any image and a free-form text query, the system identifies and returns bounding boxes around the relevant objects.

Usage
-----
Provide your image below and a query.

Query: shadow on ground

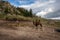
[55,29,60,32]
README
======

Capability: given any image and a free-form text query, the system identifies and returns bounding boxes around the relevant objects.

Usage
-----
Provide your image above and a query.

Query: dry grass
[0,20,60,40]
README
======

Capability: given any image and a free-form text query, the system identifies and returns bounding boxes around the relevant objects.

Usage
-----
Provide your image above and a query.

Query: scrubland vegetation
[0,1,60,40]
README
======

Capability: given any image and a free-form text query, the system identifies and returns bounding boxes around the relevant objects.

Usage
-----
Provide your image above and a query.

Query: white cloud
[48,17,60,20]
[36,7,54,17]
[47,8,53,12]
[18,0,60,19]
[19,0,55,9]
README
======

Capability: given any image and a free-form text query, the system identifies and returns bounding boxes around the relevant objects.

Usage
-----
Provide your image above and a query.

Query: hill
[0,1,60,27]
[0,1,33,21]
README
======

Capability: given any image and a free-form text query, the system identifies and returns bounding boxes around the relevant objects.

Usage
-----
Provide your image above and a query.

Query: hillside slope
[0,1,33,21]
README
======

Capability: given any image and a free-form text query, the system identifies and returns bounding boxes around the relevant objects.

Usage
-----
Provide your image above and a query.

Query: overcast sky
[5,0,60,19]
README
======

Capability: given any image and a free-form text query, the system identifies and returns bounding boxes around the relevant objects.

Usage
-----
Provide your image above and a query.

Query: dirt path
[0,25,60,40]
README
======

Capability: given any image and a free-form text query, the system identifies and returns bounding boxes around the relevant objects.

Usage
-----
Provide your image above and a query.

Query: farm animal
[33,19,42,29]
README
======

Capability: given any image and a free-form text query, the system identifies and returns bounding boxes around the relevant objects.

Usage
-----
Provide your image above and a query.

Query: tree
[0,0,7,1]
[29,9,33,17]
[4,8,8,14]
[0,0,2,1]
[0,0,5,2]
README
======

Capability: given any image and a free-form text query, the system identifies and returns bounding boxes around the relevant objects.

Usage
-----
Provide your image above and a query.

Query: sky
[4,0,60,19]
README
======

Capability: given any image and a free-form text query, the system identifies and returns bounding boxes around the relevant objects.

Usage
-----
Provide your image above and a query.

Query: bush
[0,13,5,19]
[4,14,32,21]
[5,14,17,21]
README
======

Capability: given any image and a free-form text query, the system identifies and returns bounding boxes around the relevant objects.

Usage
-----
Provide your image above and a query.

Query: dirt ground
[0,20,60,40]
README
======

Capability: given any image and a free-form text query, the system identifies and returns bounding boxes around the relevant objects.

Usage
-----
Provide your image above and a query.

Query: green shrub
[0,13,5,19]
[5,14,17,21]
